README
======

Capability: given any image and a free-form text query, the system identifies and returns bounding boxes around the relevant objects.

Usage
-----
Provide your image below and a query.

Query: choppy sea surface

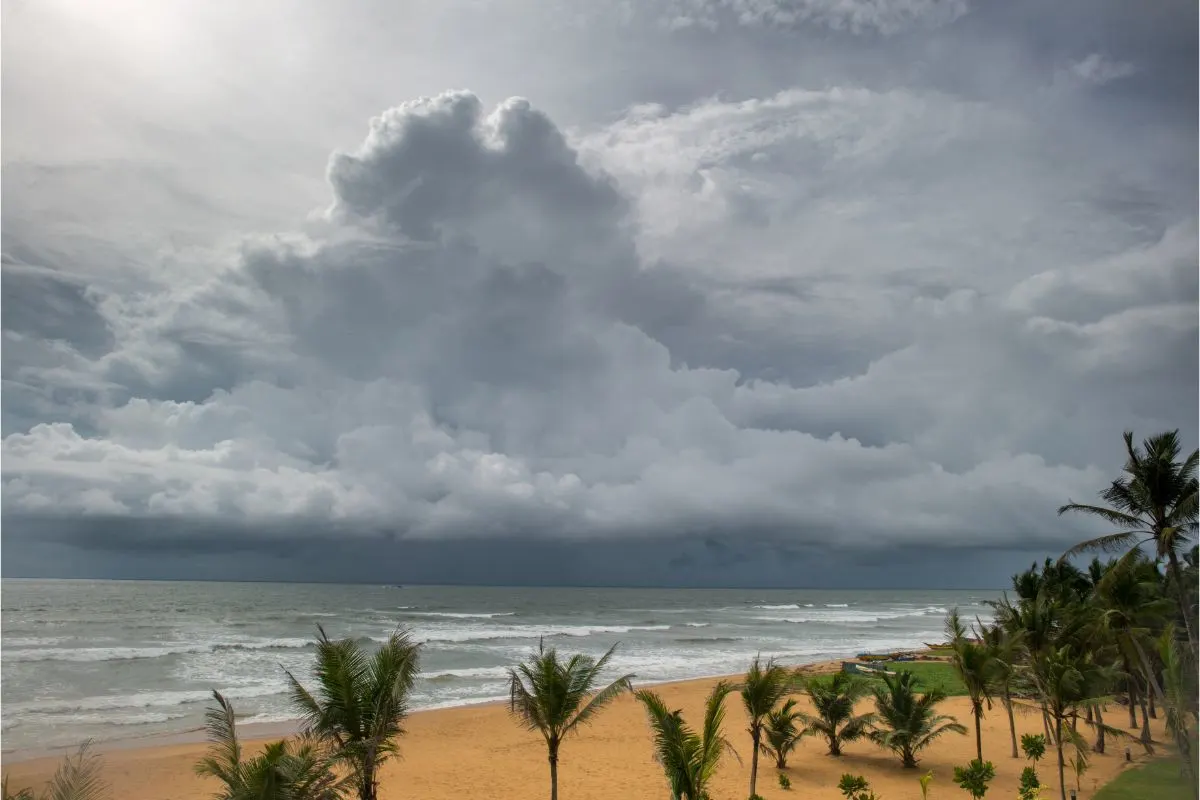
[1,580,997,752]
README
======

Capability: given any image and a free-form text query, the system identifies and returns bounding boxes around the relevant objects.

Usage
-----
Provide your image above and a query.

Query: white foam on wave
[403,618,516,623]
[683,622,710,628]
[825,603,850,608]
[424,666,511,681]
[4,636,318,664]
[8,683,287,715]
[413,623,671,644]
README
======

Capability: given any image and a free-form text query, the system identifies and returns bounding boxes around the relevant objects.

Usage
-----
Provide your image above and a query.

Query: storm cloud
[2,0,1196,586]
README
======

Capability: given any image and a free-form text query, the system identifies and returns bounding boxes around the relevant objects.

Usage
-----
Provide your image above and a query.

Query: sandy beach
[3,663,1171,800]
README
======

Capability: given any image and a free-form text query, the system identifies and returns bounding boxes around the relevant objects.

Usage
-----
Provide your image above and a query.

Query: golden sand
[2,667,1170,799]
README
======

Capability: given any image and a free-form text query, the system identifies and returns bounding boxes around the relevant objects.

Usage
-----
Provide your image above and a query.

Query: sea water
[1,580,997,752]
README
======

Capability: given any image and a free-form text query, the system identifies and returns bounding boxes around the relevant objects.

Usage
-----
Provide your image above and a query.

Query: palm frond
[44,741,106,800]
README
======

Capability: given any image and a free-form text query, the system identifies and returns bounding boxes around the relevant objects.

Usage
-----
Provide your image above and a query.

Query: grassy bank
[1092,757,1195,800]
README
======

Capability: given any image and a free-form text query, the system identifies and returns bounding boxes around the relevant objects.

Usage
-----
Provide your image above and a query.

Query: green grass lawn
[807,661,967,696]
[1093,757,1195,800]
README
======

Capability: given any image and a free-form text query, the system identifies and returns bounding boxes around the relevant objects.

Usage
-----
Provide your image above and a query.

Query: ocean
[0,580,997,753]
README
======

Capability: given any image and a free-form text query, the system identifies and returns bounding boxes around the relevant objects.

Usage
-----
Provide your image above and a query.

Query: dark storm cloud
[1,0,1196,585]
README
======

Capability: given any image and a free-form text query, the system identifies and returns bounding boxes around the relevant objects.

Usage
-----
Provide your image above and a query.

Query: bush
[952,759,996,799]
[778,772,792,790]
[838,773,880,800]
[1018,766,1041,800]
[1020,734,1047,763]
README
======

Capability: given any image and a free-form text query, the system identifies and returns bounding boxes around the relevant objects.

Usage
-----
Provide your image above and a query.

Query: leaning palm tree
[1156,626,1199,800]
[870,671,967,768]
[285,626,421,800]
[508,640,634,800]
[946,609,994,762]
[196,690,349,800]
[740,656,798,798]
[981,621,1023,758]
[759,698,807,769]
[636,680,739,800]
[2,741,105,800]
[1024,642,1120,800]
[1059,429,1198,653]
[799,672,876,756]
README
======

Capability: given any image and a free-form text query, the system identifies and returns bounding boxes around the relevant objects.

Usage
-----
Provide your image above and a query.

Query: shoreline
[0,658,850,765]
[2,655,1170,800]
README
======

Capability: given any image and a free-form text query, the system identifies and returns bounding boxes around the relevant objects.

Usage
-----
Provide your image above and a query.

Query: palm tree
[799,672,875,756]
[946,609,994,762]
[740,656,798,797]
[2,742,105,800]
[637,680,740,800]
[1156,626,1199,800]
[196,690,348,800]
[508,640,634,800]
[1059,429,1198,653]
[1025,643,1117,800]
[981,621,1023,758]
[285,626,421,800]
[869,671,967,768]
[1091,555,1172,746]
[759,699,806,769]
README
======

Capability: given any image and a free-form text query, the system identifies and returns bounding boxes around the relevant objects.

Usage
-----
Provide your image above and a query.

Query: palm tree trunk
[359,764,376,800]
[549,742,559,800]
[1055,716,1066,800]
[1005,693,1018,759]
[1148,686,1156,719]
[1093,704,1106,754]
[749,729,760,798]
[1166,550,1197,656]
[1126,670,1139,728]
[974,707,983,763]
[1139,691,1153,748]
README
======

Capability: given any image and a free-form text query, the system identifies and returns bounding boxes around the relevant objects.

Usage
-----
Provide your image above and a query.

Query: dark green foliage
[800,672,876,756]
[196,690,348,800]
[759,698,806,769]
[509,640,634,800]
[740,656,799,798]
[869,671,967,768]
[777,772,791,790]
[1018,766,1041,800]
[285,626,421,800]
[952,759,995,799]
[637,680,739,800]
[1021,734,1046,763]
[837,773,879,800]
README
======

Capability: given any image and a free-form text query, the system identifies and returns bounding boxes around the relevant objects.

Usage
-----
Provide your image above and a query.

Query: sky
[1,0,1197,588]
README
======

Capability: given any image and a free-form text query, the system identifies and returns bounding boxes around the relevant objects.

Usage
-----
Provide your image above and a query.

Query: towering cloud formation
[2,0,1196,584]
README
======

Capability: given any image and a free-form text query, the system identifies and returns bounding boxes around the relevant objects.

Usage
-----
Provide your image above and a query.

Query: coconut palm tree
[285,626,421,800]
[1059,429,1198,653]
[1024,643,1117,800]
[1091,555,1172,746]
[1156,626,1199,800]
[508,640,634,800]
[636,680,739,800]
[2,742,105,800]
[946,609,994,762]
[799,672,875,756]
[740,656,798,797]
[759,698,806,769]
[869,671,967,768]
[196,690,348,800]
[981,621,1023,758]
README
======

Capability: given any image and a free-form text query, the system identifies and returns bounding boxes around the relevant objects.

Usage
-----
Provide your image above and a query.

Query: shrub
[778,772,792,790]
[1020,733,1046,764]
[1018,766,1041,800]
[919,770,934,800]
[838,773,880,800]
[952,759,996,799]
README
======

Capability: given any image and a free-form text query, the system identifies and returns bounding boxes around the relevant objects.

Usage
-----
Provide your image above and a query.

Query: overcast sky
[2,0,1196,587]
